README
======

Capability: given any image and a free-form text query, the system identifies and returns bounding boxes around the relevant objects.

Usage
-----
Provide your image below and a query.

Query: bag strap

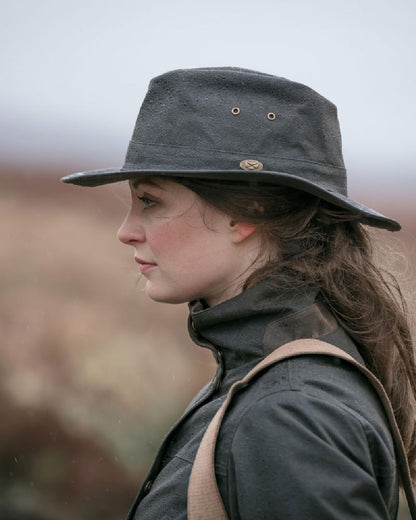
[187,338,416,520]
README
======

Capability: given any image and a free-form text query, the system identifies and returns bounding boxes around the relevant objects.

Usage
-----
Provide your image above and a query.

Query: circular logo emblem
[239,159,264,171]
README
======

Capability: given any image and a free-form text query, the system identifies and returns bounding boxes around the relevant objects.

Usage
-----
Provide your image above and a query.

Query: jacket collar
[187,279,357,371]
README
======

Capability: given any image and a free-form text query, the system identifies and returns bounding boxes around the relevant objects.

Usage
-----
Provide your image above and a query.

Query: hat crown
[127,67,345,178]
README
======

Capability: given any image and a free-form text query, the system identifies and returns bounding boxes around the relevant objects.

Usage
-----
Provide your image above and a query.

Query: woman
[62,67,416,519]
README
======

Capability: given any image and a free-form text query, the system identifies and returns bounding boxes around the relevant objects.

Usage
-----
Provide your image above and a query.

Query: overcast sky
[1,0,415,190]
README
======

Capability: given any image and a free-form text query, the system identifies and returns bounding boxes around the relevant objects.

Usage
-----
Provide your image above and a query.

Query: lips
[134,256,157,274]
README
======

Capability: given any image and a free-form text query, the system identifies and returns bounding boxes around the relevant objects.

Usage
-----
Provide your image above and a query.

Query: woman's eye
[137,195,155,208]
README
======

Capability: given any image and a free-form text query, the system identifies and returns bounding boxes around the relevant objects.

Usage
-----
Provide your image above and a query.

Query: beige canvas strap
[187,338,416,520]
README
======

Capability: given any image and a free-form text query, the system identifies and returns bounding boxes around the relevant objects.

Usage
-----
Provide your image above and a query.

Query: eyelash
[137,194,156,208]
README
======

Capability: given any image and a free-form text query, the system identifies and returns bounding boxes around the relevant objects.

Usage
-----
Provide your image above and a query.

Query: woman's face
[117,178,261,306]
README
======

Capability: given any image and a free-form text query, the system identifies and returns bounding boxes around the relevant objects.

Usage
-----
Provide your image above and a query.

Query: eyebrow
[130,178,165,190]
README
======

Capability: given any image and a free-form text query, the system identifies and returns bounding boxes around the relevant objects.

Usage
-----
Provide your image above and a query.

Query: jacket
[127,280,399,519]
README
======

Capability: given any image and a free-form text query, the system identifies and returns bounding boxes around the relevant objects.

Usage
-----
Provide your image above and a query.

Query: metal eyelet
[267,112,276,120]
[231,107,241,115]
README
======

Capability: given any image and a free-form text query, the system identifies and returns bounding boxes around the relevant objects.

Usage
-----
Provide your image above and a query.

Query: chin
[145,285,191,305]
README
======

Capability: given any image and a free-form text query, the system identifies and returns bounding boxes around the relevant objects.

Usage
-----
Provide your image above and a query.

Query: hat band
[124,141,348,195]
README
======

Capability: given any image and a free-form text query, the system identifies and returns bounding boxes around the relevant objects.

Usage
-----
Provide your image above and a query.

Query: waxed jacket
[127,281,398,519]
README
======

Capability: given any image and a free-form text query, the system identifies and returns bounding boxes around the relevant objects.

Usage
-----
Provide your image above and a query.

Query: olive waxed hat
[61,67,400,231]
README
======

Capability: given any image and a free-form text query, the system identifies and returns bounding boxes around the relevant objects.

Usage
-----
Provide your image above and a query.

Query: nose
[117,209,145,245]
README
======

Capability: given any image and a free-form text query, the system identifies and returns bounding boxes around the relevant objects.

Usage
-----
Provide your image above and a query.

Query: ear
[229,220,257,243]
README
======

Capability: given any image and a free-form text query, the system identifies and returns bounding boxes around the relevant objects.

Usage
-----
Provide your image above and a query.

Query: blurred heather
[0,168,217,518]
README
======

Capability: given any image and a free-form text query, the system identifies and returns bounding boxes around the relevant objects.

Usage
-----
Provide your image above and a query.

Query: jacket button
[143,480,153,495]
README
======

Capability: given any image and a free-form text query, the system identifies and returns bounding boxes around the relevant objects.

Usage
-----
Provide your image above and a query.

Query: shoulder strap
[187,338,416,520]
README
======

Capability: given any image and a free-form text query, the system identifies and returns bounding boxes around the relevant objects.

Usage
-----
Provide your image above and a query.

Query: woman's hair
[176,177,416,482]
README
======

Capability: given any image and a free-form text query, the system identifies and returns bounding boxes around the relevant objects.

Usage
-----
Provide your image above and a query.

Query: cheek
[157,221,221,268]
[148,220,194,257]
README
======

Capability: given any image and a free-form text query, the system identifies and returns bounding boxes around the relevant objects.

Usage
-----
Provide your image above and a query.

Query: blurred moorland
[0,166,216,519]
[0,166,415,519]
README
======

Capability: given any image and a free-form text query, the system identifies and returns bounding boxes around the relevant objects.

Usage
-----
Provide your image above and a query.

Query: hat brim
[61,167,401,231]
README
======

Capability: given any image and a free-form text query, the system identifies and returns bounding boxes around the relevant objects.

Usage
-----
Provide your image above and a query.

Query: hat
[61,67,400,231]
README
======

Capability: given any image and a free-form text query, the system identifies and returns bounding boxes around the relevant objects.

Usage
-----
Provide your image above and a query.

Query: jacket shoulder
[215,355,398,519]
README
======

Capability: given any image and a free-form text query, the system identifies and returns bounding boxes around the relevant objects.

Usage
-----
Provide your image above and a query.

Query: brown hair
[176,177,416,482]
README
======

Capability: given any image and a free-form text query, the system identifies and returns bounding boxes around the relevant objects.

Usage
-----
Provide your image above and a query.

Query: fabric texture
[126,280,399,520]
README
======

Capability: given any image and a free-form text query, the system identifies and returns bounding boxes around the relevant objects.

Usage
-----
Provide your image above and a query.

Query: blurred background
[1,0,415,518]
